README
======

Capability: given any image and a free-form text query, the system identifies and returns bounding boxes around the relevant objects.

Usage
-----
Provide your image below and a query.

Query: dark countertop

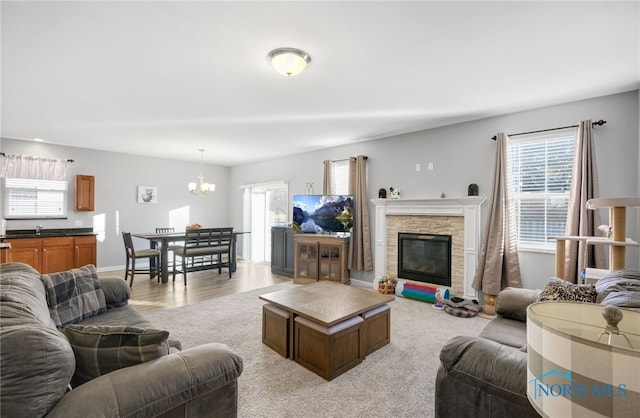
[1,228,96,240]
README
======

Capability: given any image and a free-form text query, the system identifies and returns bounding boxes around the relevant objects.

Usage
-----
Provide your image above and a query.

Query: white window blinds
[331,159,350,195]
[4,178,68,219]
[508,129,576,249]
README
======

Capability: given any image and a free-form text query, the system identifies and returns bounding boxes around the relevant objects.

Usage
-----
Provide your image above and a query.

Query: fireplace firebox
[398,233,452,287]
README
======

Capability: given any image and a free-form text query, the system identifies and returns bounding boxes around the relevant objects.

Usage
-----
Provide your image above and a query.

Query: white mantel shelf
[371,197,486,214]
[371,196,487,298]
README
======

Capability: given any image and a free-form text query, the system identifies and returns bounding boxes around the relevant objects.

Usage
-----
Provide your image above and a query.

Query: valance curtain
[472,133,522,296]
[0,153,69,181]
[348,155,373,272]
[564,120,603,283]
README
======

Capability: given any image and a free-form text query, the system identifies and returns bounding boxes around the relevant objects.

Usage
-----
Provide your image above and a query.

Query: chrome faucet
[35,225,42,235]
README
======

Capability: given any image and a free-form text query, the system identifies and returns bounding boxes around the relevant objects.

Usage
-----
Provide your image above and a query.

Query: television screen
[292,195,354,234]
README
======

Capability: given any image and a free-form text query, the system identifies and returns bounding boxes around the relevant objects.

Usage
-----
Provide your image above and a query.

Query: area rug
[146,283,488,418]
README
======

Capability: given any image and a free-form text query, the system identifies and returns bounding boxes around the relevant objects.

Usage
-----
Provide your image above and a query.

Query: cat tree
[554,197,640,282]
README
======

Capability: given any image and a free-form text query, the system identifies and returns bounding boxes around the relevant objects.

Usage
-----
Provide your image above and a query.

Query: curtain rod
[0,152,74,163]
[332,156,369,162]
[491,119,607,140]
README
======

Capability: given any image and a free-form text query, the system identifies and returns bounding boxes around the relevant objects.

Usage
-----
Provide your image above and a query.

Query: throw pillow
[63,325,170,386]
[41,264,107,328]
[537,277,596,303]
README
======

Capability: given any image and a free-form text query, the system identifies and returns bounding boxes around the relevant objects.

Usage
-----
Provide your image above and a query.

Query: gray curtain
[322,160,332,194]
[348,156,373,271]
[564,120,603,283]
[472,133,522,296]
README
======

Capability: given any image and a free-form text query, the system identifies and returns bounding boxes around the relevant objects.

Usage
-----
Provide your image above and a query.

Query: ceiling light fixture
[267,47,311,77]
[188,149,215,195]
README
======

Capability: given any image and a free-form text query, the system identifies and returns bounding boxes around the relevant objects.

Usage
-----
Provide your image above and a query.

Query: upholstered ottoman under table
[262,303,290,358]
[362,303,391,355]
[294,315,364,380]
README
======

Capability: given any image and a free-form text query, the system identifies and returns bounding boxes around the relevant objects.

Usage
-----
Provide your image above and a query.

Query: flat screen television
[292,195,354,234]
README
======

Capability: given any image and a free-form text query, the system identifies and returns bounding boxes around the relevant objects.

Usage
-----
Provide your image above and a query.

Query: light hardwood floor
[98,261,290,315]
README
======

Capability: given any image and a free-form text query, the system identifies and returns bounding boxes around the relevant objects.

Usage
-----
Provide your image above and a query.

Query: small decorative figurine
[378,188,387,199]
[440,192,446,198]
[468,183,478,196]
[389,187,400,199]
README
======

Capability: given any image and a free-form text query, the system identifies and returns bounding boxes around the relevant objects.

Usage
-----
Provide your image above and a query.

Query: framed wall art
[137,186,158,204]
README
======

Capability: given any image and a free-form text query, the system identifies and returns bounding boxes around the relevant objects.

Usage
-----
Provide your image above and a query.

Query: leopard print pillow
[537,277,596,303]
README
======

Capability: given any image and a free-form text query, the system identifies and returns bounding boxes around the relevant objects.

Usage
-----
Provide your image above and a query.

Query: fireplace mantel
[371,197,486,298]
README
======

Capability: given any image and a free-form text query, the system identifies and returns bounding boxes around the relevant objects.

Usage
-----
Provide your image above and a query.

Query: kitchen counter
[1,228,96,240]
[0,229,97,271]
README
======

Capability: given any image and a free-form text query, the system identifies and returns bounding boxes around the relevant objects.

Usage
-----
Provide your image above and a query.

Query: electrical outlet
[428,162,434,171]
[415,163,421,172]
[75,220,83,226]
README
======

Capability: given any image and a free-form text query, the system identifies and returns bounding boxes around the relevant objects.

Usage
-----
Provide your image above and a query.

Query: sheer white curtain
[0,153,70,180]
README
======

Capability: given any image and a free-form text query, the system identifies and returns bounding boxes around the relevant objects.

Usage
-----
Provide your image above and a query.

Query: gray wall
[230,90,640,289]
[2,90,638,288]
[0,141,230,270]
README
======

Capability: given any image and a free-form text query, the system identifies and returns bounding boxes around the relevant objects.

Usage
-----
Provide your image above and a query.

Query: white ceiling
[2,1,639,166]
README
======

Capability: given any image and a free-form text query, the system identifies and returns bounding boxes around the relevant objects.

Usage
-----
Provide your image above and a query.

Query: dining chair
[122,231,161,287]
[155,227,183,269]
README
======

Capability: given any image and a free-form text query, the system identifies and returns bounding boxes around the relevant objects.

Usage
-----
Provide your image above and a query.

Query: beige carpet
[146,282,488,418]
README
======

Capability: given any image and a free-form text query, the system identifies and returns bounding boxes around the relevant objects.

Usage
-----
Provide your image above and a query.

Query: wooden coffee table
[259,281,394,360]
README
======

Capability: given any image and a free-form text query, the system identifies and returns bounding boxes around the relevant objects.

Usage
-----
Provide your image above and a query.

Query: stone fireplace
[371,197,485,298]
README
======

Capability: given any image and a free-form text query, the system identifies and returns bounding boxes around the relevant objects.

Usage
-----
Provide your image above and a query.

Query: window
[329,159,350,195]
[508,128,576,250]
[4,178,68,219]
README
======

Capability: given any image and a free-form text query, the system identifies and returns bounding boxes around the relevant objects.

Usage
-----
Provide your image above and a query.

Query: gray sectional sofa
[435,287,541,418]
[435,270,640,418]
[0,262,243,418]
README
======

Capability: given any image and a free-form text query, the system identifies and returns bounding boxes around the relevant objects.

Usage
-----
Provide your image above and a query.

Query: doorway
[243,182,289,263]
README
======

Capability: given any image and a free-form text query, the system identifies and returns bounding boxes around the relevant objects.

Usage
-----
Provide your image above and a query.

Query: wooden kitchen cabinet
[75,174,95,211]
[294,234,350,284]
[5,238,43,272]
[74,235,97,267]
[3,235,97,273]
[42,237,75,273]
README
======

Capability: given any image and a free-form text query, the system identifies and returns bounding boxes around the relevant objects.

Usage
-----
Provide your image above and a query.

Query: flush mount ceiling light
[267,47,311,77]
[188,149,215,195]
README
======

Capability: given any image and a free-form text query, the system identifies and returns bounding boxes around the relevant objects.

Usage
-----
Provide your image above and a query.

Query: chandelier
[188,149,215,195]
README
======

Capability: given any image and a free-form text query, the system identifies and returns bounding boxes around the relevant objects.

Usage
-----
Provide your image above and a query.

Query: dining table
[132,230,249,284]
